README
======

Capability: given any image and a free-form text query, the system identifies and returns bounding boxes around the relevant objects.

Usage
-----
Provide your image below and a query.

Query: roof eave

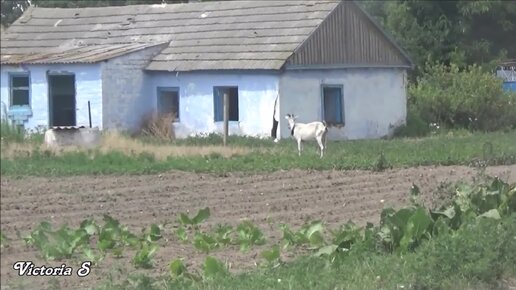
[0,42,169,65]
[285,64,413,70]
[144,67,284,73]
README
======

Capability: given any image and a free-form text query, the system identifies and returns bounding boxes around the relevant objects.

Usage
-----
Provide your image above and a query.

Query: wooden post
[223,92,229,146]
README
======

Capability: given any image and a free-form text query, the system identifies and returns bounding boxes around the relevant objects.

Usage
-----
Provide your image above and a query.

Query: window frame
[9,72,31,108]
[157,86,180,122]
[321,84,345,126]
[213,86,239,122]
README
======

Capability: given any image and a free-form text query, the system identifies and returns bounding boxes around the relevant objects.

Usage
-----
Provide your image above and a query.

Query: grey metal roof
[0,1,338,69]
[0,0,413,71]
[0,43,165,64]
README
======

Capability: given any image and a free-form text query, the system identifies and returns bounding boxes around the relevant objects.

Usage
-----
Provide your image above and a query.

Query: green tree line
[359,0,515,72]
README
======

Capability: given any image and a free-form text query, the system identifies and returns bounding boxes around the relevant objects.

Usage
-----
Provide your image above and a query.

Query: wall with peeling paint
[0,63,102,131]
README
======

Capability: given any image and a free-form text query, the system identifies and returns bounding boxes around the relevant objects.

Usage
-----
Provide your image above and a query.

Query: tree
[359,0,516,73]
[1,0,30,27]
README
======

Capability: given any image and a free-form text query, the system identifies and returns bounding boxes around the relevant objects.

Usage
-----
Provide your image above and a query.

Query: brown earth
[1,165,515,290]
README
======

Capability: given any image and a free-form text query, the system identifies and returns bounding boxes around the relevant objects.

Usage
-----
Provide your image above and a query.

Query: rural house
[0,0,413,140]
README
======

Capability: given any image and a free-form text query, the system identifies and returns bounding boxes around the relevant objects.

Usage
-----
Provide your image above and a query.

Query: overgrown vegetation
[359,0,515,76]
[394,63,516,137]
[98,175,515,290]
[139,112,176,141]
[0,119,25,144]
[15,175,515,290]
[1,130,515,176]
[409,63,516,132]
[22,215,162,269]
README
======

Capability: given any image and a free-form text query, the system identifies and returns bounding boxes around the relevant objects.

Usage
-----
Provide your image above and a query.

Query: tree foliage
[409,63,516,131]
[359,0,516,71]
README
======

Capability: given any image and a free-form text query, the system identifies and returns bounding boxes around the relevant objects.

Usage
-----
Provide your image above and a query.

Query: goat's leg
[316,136,324,158]
[297,139,302,156]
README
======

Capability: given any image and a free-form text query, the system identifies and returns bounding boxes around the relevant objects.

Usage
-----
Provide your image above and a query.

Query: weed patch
[1,131,515,176]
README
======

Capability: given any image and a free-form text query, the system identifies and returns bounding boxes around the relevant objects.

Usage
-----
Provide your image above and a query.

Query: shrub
[139,112,176,141]
[411,215,516,288]
[0,119,25,144]
[393,107,430,137]
[409,62,516,131]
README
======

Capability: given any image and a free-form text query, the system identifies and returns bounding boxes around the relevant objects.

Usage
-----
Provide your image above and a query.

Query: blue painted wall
[1,49,409,141]
[148,71,280,138]
[0,63,103,131]
[279,68,408,140]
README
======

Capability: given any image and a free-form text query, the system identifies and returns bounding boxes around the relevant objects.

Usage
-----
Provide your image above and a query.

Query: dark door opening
[48,74,76,127]
[271,95,279,140]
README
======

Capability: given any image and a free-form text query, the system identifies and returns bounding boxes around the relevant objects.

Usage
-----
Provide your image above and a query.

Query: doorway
[48,74,76,127]
[271,95,279,140]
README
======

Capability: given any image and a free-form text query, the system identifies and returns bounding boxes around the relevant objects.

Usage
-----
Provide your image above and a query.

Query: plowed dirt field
[1,165,515,289]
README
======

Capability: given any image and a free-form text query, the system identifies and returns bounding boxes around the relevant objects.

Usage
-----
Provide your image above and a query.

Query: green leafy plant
[203,256,228,278]
[373,152,391,172]
[133,240,158,269]
[175,226,188,242]
[330,221,362,251]
[431,176,515,229]
[23,221,92,261]
[378,206,433,253]
[236,220,266,252]
[280,220,325,250]
[97,215,139,257]
[178,208,210,230]
[190,223,235,253]
[213,224,234,246]
[169,259,201,284]
[133,224,162,268]
[193,232,219,253]
[260,245,282,268]
[0,231,9,249]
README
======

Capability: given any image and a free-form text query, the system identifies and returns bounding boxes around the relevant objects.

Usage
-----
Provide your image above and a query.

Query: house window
[322,85,344,125]
[10,73,30,107]
[213,86,239,122]
[157,87,180,121]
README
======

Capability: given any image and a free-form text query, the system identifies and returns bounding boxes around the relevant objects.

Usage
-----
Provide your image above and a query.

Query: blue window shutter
[213,87,223,122]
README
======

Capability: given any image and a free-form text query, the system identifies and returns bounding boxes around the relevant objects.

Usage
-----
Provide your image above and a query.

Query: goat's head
[285,114,297,129]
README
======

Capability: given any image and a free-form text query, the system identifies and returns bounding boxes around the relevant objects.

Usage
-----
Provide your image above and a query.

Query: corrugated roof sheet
[0,0,413,70]
[1,43,165,64]
[1,0,339,69]
[51,126,86,130]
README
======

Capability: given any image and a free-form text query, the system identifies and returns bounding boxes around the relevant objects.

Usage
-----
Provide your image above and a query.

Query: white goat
[285,114,328,158]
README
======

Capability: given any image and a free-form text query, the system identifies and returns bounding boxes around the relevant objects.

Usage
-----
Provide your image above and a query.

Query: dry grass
[99,132,252,160]
[0,142,37,159]
[1,132,254,161]
[140,112,176,140]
